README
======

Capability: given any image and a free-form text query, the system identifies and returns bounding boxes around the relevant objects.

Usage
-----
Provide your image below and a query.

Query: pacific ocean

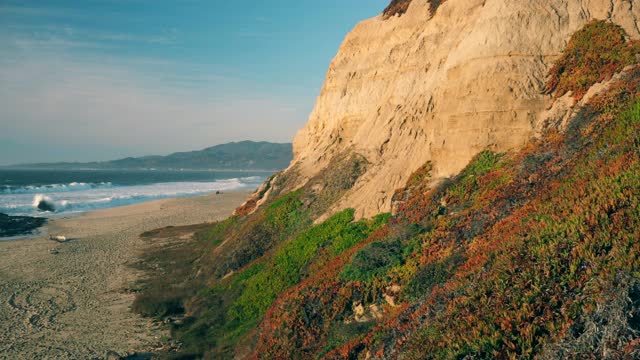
[0,168,265,218]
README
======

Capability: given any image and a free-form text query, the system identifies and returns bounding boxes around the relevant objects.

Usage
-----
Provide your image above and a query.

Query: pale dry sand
[0,191,250,359]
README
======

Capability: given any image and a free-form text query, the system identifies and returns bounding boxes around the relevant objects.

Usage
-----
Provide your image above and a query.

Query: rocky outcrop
[287,0,640,218]
[0,213,47,238]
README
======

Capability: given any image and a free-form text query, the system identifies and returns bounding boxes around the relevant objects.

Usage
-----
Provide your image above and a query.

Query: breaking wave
[0,176,263,217]
[1,182,113,194]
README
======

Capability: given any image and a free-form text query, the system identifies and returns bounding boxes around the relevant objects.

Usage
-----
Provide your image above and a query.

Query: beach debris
[49,248,59,255]
[49,235,67,242]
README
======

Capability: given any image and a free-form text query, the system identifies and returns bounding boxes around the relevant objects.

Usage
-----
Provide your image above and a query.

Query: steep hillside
[288,0,640,218]
[9,141,292,171]
[131,1,640,359]
[256,31,640,358]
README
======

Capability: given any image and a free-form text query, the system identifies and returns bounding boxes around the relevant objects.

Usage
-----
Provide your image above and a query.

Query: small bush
[402,254,463,301]
[546,20,640,100]
[132,289,185,318]
[341,239,404,281]
[319,321,375,358]
[382,0,413,19]
[193,216,238,246]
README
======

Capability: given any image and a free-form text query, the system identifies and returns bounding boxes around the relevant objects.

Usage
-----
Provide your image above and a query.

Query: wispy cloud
[234,31,279,39]
[0,4,79,17]
[0,44,310,163]
[0,4,123,22]
[0,1,321,164]
[90,31,177,45]
[3,23,178,51]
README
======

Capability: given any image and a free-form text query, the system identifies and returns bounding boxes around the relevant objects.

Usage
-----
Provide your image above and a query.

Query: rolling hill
[8,141,293,171]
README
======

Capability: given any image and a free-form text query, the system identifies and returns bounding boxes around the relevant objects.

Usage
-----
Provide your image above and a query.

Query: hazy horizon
[3,140,293,167]
[0,1,387,165]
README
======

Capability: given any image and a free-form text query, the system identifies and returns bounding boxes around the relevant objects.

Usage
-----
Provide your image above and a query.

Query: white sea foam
[0,176,263,217]
[32,194,59,211]
[1,182,113,194]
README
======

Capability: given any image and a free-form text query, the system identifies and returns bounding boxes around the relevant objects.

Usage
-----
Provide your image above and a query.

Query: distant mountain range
[8,141,293,171]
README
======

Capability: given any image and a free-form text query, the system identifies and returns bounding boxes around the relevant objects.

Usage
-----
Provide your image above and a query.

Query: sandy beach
[0,191,250,359]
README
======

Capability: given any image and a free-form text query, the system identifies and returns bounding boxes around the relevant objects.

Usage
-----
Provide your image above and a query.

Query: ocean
[0,169,265,218]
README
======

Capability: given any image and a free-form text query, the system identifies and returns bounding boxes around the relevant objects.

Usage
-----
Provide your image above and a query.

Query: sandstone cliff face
[288,0,640,219]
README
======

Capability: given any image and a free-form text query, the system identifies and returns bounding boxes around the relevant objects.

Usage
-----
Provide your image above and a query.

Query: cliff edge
[288,0,640,218]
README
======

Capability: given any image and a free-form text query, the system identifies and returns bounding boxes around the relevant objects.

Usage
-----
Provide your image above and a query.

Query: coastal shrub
[329,212,390,256]
[359,73,640,359]
[193,215,238,246]
[255,54,640,359]
[319,321,375,358]
[405,161,432,188]
[133,151,372,358]
[546,20,640,100]
[137,49,640,359]
[459,150,504,178]
[228,209,388,338]
[305,153,369,218]
[391,162,433,211]
[133,289,184,319]
[341,239,404,282]
[132,224,215,319]
[171,263,265,358]
[211,189,310,278]
[402,253,463,301]
[253,221,392,358]
[382,0,412,19]
[149,207,388,358]
[210,153,368,279]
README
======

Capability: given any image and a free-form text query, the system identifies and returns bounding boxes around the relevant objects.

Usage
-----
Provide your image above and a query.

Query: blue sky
[0,0,388,165]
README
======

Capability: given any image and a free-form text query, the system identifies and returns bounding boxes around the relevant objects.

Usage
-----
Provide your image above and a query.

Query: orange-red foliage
[546,20,640,100]
[253,47,640,360]
[234,198,257,216]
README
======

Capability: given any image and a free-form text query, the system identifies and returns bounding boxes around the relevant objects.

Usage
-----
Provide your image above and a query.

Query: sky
[0,0,388,165]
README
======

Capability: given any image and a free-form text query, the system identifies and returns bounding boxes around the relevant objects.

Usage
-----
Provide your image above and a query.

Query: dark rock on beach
[0,213,47,238]
[36,199,56,212]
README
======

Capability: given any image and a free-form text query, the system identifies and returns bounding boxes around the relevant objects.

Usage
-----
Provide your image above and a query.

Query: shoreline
[0,190,251,358]
[0,190,246,241]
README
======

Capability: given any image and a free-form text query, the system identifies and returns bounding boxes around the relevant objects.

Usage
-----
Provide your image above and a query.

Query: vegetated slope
[256,21,640,359]
[133,153,381,358]
[10,141,292,170]
[133,19,640,359]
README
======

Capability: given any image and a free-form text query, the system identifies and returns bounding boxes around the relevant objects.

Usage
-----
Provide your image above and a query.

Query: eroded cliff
[132,2,640,358]
[288,0,640,218]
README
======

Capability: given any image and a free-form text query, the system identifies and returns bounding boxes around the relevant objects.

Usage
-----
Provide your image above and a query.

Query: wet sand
[0,191,250,359]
